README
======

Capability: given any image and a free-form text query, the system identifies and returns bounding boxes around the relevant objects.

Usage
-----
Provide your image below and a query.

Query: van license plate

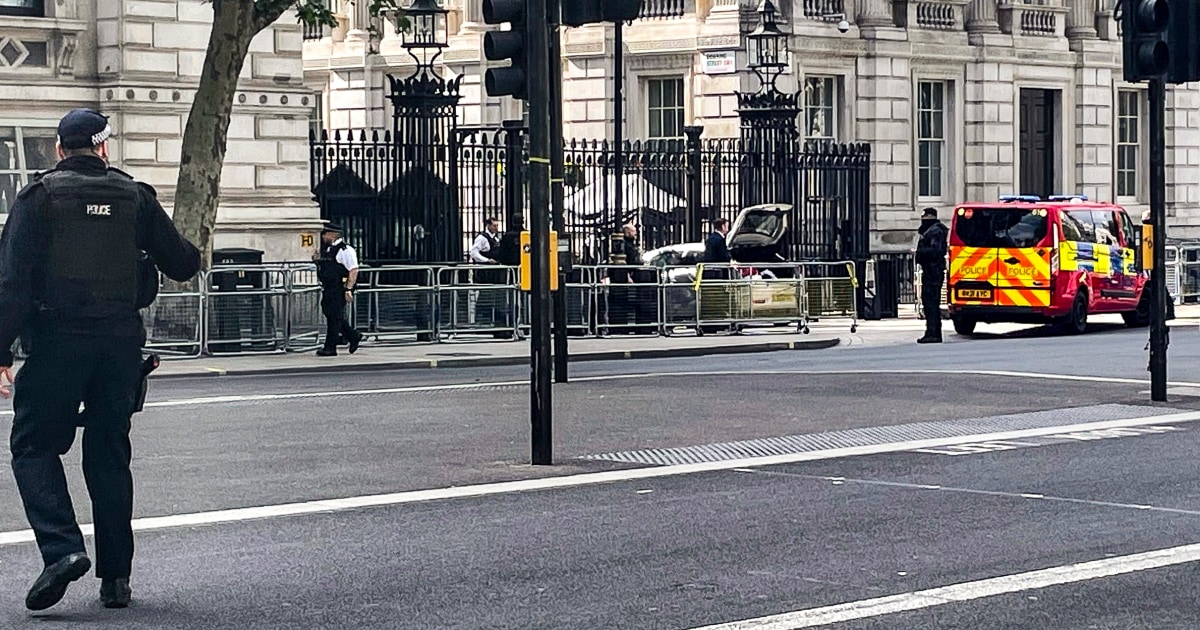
[957,289,993,301]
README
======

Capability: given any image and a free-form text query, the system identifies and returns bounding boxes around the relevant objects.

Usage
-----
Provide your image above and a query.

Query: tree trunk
[172,0,259,273]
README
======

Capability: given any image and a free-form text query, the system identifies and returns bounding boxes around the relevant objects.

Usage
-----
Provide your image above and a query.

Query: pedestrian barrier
[692,263,807,335]
[13,259,883,359]
[437,265,520,341]
[143,277,204,357]
[799,261,859,333]
[206,266,289,354]
[597,265,661,336]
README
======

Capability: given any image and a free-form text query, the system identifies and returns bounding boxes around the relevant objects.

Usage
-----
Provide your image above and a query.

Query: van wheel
[952,315,976,336]
[1123,290,1151,328]
[1063,292,1088,335]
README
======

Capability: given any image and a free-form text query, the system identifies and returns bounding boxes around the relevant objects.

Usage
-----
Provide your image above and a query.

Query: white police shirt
[332,238,358,272]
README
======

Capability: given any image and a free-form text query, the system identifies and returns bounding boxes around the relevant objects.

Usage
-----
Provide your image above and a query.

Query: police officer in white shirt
[469,217,501,265]
[313,223,364,356]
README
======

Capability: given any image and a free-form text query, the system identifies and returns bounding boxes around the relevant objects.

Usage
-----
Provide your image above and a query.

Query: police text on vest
[86,204,112,216]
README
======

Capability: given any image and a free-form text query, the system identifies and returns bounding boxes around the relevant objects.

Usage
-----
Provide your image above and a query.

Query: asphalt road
[0,323,1197,628]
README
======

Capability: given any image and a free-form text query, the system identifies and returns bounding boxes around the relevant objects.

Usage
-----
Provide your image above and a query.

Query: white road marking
[686,542,1200,629]
[1,410,1198,547]
[0,367,1191,417]
[742,470,1200,518]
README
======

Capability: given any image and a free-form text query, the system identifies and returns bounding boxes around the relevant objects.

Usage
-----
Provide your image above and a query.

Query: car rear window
[954,208,1049,248]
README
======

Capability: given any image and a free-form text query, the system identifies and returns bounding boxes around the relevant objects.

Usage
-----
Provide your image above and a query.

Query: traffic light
[483,0,527,99]
[1168,0,1200,83]
[560,0,642,27]
[1122,0,1170,82]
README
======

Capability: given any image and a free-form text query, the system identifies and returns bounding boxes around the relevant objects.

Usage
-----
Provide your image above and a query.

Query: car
[642,204,806,334]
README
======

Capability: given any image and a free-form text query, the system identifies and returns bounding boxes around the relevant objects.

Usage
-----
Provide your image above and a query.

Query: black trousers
[921,270,944,338]
[321,290,358,351]
[10,333,142,578]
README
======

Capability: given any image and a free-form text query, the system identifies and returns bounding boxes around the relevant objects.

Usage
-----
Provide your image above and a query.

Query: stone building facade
[305,0,1200,253]
[0,0,319,262]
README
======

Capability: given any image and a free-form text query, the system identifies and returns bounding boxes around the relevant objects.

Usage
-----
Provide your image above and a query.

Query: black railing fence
[310,126,872,267]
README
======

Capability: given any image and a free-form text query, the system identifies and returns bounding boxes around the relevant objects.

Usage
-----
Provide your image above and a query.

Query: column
[346,0,370,42]
[966,0,1000,32]
[1066,0,1097,39]
[857,0,894,28]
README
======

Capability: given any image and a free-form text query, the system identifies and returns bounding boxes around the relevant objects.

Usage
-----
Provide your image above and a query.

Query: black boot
[25,552,91,611]
[100,578,132,609]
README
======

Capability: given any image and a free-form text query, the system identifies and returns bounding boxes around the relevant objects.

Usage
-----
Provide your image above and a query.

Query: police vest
[479,231,500,261]
[318,242,348,289]
[38,168,140,310]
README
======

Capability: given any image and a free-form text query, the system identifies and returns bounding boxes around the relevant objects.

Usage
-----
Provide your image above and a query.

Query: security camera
[837,19,850,33]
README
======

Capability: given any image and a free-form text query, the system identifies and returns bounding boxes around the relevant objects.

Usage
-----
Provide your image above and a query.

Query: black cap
[321,223,344,234]
[58,109,112,150]
[921,207,938,219]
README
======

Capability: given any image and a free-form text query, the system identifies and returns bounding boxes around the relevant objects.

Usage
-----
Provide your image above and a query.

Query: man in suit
[701,218,733,281]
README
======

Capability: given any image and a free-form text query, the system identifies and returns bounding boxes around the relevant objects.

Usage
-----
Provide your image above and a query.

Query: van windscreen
[954,208,1049,248]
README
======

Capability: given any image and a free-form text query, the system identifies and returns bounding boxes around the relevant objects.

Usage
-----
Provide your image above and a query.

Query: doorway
[1018,88,1059,199]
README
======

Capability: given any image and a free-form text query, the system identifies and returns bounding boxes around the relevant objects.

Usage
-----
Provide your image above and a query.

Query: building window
[646,77,685,139]
[0,0,45,17]
[917,80,947,199]
[0,126,57,216]
[1117,89,1142,199]
[803,76,838,140]
[310,92,325,138]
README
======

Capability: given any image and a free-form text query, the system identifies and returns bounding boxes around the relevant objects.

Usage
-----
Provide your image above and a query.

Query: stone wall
[306,1,1200,250]
[0,0,320,263]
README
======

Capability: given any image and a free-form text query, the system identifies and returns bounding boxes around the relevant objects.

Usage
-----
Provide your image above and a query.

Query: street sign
[702,51,737,75]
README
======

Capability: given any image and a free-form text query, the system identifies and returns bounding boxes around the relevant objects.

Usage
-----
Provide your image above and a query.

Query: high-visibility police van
[948,194,1151,335]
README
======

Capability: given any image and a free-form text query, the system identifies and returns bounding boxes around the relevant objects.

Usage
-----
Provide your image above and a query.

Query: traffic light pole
[548,0,570,384]
[526,0,554,464]
[1148,77,1168,401]
[613,21,625,249]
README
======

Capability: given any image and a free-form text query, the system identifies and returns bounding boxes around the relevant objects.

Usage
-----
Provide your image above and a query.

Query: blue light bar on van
[1000,195,1041,203]
[1047,195,1089,202]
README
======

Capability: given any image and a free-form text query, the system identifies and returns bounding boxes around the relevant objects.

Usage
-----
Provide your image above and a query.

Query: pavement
[116,301,1200,378]
[0,307,1200,627]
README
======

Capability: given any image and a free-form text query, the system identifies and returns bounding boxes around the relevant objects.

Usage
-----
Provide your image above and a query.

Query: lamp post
[736,0,801,210]
[384,0,464,263]
[737,0,801,144]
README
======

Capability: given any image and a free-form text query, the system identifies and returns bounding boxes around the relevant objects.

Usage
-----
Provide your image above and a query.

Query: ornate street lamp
[384,0,465,263]
[747,0,788,93]
[736,0,801,209]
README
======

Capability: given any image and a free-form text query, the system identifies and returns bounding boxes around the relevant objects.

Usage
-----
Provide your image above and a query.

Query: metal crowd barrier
[12,260,879,360]
[438,265,520,341]
[799,261,859,333]
[691,263,807,335]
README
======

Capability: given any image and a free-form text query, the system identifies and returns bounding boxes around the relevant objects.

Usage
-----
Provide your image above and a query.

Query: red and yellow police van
[948,194,1150,336]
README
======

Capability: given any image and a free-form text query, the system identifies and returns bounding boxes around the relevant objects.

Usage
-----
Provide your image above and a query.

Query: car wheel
[1062,291,1088,335]
[952,315,976,336]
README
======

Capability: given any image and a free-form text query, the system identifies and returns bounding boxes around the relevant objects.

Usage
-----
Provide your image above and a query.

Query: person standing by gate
[0,108,201,610]
[915,207,948,343]
[469,217,504,332]
[313,224,364,356]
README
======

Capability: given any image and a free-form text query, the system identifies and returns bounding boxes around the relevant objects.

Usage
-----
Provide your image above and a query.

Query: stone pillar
[966,0,1001,32]
[1066,0,1098,39]
[1165,86,1200,230]
[1074,67,1113,203]
[346,0,370,42]
[857,0,894,28]
[964,62,1016,203]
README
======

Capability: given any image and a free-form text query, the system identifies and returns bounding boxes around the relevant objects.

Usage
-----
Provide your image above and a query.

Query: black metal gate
[311,127,872,265]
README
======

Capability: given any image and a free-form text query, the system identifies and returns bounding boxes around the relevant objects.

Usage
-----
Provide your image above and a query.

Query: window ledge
[2,16,88,33]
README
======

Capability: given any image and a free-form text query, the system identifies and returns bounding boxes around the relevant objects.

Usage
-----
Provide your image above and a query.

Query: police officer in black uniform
[0,109,201,611]
[916,207,949,343]
[314,224,363,356]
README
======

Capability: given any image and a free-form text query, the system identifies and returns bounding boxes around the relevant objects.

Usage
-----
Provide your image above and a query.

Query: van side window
[1062,211,1094,243]
[1092,211,1120,247]
[1118,211,1137,248]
